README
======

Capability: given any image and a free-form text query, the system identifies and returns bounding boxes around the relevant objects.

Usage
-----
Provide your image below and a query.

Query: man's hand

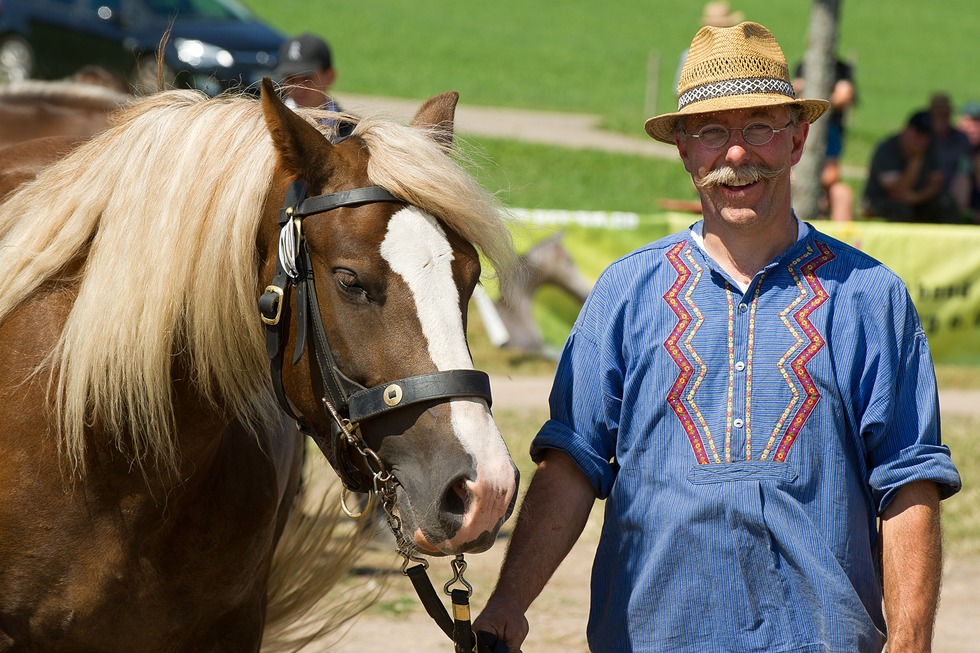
[473,595,529,652]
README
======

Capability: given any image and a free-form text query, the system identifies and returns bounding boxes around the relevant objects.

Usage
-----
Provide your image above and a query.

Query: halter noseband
[258,178,493,493]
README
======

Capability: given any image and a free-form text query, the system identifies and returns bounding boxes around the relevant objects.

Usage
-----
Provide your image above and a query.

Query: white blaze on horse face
[380,206,470,370]
[380,207,516,532]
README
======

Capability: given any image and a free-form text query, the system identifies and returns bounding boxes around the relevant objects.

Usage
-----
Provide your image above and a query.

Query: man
[474,21,961,653]
[862,111,949,222]
[276,32,353,138]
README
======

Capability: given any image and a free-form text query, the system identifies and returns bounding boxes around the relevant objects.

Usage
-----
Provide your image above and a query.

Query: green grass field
[249,0,980,184]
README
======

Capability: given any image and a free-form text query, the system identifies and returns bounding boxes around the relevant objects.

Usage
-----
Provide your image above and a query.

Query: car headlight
[174,38,234,68]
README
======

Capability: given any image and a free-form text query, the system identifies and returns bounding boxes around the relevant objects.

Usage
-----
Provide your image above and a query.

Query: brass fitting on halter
[259,285,285,325]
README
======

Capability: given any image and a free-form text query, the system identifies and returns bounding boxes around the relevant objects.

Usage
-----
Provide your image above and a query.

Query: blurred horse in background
[494,231,593,355]
[0,72,131,147]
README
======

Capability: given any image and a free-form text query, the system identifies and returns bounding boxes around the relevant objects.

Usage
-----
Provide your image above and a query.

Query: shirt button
[733,418,744,428]
[735,361,746,371]
[738,303,748,313]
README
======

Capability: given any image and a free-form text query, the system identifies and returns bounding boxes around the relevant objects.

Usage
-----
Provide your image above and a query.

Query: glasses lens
[697,125,730,148]
[743,123,776,145]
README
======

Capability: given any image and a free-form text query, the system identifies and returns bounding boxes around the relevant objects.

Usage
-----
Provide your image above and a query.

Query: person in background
[793,56,856,221]
[474,21,960,653]
[927,92,973,219]
[675,1,744,88]
[956,100,980,223]
[862,110,952,222]
[276,32,354,138]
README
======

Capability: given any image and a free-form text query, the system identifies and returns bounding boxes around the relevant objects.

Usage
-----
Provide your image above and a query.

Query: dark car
[0,0,285,94]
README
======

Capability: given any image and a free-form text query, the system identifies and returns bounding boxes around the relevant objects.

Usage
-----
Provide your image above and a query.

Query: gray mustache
[698,164,785,188]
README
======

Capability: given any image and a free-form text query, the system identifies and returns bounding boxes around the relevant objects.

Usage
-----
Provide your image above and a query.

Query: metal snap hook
[443,554,473,597]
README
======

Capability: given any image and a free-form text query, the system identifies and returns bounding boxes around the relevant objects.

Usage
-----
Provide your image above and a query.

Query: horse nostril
[440,477,470,516]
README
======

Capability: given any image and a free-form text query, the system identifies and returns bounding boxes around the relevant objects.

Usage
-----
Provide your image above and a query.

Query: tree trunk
[792,0,842,220]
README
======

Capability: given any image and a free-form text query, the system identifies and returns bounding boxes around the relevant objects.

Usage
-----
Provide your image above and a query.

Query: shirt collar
[689,212,809,292]
[690,211,808,248]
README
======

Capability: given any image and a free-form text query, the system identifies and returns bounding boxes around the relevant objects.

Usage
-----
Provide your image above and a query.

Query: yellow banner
[818,220,980,365]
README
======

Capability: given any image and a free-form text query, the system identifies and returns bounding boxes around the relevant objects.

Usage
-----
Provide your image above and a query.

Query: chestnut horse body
[0,80,130,148]
[0,82,518,651]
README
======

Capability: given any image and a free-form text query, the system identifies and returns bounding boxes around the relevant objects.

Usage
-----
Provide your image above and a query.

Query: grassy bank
[459,136,697,213]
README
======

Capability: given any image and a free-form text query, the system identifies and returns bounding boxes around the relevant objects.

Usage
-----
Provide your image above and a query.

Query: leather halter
[258,178,493,493]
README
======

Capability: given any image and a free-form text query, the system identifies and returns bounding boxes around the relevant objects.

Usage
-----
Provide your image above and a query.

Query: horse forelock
[353,118,515,284]
[0,90,282,474]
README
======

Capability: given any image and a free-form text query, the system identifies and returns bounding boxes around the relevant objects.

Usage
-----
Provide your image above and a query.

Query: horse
[0,135,89,201]
[494,231,593,354]
[0,79,519,651]
[0,78,131,147]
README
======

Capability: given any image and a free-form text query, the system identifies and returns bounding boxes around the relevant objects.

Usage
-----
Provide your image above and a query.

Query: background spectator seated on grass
[954,100,980,224]
[927,92,974,220]
[862,110,955,223]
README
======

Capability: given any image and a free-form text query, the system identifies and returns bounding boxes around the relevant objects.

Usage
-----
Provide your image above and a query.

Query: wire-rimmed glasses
[686,122,792,148]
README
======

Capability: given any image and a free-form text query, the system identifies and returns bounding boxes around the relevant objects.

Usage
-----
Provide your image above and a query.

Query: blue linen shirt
[532,223,961,653]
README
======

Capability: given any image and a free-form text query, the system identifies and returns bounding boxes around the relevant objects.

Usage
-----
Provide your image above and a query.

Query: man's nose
[724,138,751,165]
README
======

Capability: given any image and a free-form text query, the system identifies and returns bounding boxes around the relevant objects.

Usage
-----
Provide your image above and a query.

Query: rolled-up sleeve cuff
[531,418,616,499]
[870,444,962,514]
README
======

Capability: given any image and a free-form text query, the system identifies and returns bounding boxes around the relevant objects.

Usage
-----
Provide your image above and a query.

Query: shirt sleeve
[530,288,624,499]
[862,288,961,513]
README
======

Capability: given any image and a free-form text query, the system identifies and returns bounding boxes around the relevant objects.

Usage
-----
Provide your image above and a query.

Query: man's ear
[675,132,695,174]
[790,120,810,166]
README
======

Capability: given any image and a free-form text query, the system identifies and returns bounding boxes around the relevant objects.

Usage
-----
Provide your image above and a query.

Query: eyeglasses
[686,121,792,148]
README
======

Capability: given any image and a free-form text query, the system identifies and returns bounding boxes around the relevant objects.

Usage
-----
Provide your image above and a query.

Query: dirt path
[326,376,979,652]
[333,504,978,653]
[335,92,676,159]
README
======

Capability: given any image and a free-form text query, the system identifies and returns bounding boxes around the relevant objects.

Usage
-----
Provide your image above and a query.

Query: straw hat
[645,22,829,144]
[700,1,743,28]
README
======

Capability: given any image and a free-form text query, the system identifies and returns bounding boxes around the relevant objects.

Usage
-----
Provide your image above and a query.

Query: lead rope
[377,483,505,653]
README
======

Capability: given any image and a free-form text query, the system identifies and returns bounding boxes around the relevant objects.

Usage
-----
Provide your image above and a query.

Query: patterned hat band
[677,77,797,111]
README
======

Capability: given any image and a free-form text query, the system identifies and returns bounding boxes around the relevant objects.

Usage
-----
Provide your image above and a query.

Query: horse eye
[334,269,365,297]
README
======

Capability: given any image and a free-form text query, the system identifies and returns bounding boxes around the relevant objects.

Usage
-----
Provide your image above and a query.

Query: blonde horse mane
[0,89,513,475]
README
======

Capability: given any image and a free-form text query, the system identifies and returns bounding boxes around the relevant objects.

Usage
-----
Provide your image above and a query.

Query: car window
[140,0,251,21]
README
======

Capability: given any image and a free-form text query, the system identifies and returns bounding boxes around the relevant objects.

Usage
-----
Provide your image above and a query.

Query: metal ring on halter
[340,487,375,519]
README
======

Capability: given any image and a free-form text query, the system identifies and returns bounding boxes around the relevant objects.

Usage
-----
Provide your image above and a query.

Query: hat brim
[644,95,830,144]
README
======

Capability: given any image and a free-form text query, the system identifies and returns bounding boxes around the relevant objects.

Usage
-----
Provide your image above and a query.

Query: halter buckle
[259,285,285,325]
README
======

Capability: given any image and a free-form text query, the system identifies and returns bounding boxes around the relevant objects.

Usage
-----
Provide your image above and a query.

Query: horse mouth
[412,526,502,556]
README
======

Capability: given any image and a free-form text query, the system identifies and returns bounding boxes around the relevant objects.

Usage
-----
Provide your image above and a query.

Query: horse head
[521,231,593,303]
[257,80,518,555]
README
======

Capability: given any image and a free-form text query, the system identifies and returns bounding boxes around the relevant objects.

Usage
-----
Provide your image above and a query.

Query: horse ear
[260,77,335,184]
[410,91,459,149]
